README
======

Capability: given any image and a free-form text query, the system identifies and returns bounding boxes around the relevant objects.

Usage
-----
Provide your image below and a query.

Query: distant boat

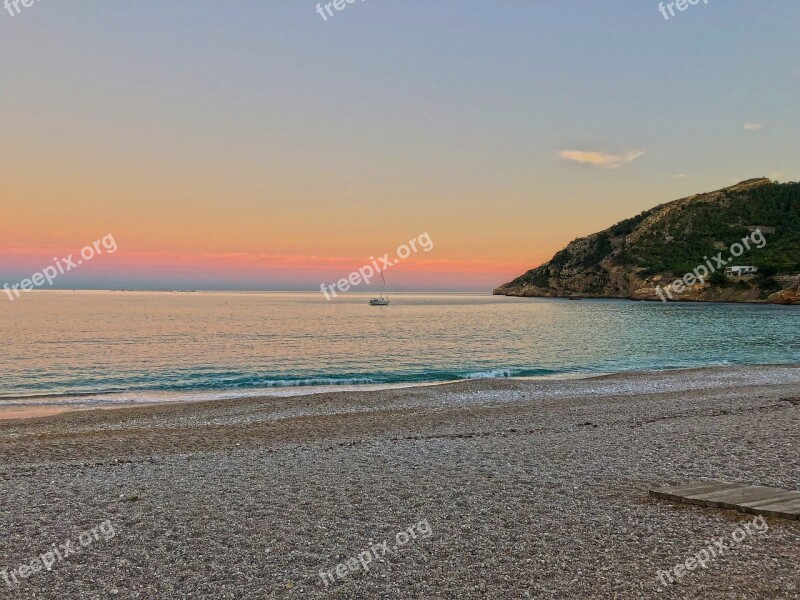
[369,270,390,306]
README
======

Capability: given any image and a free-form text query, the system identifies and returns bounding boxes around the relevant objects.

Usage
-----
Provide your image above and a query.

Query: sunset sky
[2,1,799,292]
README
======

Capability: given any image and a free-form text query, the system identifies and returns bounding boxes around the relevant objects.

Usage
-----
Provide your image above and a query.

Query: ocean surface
[2,291,799,409]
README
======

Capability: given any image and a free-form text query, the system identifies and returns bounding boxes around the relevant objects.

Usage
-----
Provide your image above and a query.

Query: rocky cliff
[494,178,800,304]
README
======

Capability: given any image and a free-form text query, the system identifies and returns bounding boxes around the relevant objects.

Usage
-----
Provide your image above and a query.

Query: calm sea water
[1,291,798,407]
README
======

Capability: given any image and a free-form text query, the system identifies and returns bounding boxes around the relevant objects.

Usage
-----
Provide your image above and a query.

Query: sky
[1,1,799,292]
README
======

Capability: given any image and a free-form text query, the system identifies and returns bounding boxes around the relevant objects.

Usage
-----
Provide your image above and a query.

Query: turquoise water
[1,291,798,406]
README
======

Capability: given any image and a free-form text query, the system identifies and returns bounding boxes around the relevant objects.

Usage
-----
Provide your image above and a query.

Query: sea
[2,291,798,410]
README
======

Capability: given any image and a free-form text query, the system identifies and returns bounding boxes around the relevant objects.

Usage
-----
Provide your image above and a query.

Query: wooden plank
[649,481,736,502]
[682,483,744,505]
[649,481,800,520]
[742,498,800,520]
[739,491,800,508]
[697,486,790,508]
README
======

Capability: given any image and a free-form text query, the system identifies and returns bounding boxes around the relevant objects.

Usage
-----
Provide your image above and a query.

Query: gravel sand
[1,365,798,599]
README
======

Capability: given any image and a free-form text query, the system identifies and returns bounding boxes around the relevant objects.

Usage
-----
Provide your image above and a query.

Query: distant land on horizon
[495,178,800,305]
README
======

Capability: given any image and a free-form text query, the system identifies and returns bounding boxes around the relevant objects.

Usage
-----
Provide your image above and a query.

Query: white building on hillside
[725,266,758,278]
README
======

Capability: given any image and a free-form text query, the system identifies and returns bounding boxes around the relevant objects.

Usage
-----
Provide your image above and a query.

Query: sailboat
[369,270,390,305]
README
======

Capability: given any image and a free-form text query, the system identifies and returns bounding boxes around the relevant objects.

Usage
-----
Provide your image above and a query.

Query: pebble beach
[1,365,798,599]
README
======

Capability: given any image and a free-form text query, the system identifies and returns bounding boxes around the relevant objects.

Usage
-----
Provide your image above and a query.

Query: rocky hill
[494,178,800,304]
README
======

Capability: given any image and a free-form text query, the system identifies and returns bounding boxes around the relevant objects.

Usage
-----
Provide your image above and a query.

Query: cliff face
[494,179,800,304]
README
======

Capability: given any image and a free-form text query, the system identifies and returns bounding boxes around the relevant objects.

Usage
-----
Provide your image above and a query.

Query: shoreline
[2,362,797,423]
[0,380,461,422]
[494,292,800,306]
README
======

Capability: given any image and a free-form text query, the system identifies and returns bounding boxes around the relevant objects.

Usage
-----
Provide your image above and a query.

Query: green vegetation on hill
[620,182,800,276]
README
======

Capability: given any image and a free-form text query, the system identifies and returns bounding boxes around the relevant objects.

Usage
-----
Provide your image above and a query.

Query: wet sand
[0,406,77,421]
[1,365,798,599]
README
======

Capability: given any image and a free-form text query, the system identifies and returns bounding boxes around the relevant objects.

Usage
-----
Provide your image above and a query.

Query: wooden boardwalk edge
[649,481,800,521]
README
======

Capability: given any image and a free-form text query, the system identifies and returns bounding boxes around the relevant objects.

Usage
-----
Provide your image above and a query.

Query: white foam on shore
[462,369,521,379]
[0,380,457,410]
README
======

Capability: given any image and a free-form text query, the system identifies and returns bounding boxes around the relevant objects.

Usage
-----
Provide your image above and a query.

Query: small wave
[0,369,567,407]
[0,377,377,402]
[459,369,521,379]
[0,380,432,408]
[255,377,376,387]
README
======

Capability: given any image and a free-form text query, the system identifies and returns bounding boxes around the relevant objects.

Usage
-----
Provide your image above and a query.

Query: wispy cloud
[558,149,645,169]
[673,174,687,178]
[743,122,763,131]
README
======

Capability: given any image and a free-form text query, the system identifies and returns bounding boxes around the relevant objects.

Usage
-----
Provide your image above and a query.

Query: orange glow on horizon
[0,243,545,290]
